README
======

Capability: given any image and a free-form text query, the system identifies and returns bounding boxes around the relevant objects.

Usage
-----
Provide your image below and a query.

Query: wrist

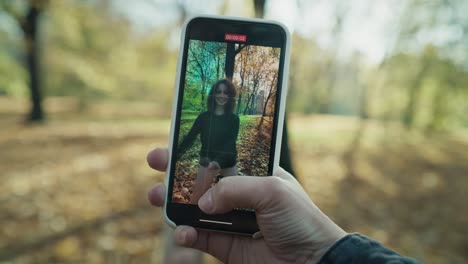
[309,227,348,264]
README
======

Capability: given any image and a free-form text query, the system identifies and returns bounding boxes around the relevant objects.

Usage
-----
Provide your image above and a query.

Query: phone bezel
[164,15,291,236]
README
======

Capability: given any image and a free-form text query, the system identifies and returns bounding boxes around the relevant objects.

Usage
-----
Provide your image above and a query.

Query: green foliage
[0,2,27,97]
[42,1,177,104]
[0,0,467,133]
[369,46,468,131]
[287,30,468,131]
[183,40,226,112]
[0,0,179,104]
[233,45,280,116]
[0,51,28,97]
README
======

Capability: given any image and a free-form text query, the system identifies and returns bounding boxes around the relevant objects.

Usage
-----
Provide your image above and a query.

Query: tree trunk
[200,79,206,111]
[403,62,429,128]
[225,43,236,80]
[243,93,252,115]
[262,74,277,116]
[253,0,266,18]
[216,56,220,79]
[237,93,243,114]
[426,83,448,132]
[359,83,369,119]
[24,3,44,122]
[262,90,271,116]
[243,82,258,115]
[236,51,248,114]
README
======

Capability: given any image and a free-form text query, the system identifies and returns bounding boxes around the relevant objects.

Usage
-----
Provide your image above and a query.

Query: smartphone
[165,15,290,236]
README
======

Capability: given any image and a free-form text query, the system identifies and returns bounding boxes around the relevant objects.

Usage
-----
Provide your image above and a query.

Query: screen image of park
[172,40,281,204]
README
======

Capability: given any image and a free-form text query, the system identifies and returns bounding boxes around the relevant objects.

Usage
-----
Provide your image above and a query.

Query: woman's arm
[177,114,203,158]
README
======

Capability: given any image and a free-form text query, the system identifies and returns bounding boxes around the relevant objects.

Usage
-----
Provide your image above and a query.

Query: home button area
[199,219,233,225]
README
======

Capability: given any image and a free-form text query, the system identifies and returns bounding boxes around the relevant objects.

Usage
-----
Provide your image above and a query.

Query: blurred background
[1,0,467,263]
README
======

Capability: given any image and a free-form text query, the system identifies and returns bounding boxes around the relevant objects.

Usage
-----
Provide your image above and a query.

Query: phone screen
[169,18,287,208]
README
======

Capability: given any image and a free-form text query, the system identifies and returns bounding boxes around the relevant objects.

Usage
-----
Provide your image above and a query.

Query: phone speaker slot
[199,219,233,225]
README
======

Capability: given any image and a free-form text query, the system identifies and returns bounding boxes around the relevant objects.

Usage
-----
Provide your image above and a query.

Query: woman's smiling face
[215,84,229,106]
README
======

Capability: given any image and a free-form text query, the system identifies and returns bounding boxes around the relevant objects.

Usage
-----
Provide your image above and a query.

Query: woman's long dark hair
[207,79,236,113]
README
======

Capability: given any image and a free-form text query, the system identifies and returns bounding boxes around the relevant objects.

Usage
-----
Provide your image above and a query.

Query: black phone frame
[166,17,288,235]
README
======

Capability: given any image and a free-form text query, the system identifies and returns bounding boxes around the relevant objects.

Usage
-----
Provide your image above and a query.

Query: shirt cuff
[317,233,421,264]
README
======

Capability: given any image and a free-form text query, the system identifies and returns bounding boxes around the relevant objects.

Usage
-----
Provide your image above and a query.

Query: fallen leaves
[172,115,273,203]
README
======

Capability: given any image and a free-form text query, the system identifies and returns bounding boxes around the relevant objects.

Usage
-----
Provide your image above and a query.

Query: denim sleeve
[318,234,422,264]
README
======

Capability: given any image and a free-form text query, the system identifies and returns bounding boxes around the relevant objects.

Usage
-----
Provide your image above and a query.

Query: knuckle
[264,176,288,197]
[212,179,236,212]
[214,178,230,198]
[146,151,153,165]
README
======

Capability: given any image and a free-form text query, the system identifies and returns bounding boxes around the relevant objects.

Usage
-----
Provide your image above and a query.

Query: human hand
[147,148,347,263]
[207,160,221,170]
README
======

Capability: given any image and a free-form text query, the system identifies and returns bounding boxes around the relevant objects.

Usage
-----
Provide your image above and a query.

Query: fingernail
[155,184,164,194]
[198,190,214,213]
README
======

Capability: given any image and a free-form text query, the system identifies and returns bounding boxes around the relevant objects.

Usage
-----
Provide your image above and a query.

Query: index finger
[146,148,169,172]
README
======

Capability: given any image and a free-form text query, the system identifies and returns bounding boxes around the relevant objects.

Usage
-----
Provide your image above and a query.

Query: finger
[198,176,285,214]
[174,225,234,262]
[147,183,165,207]
[147,148,169,171]
[207,162,220,170]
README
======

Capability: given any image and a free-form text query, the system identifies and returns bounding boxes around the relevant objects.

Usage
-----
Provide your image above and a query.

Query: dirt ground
[290,115,468,264]
[0,103,467,263]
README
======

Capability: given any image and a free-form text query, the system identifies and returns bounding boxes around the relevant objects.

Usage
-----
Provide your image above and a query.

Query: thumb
[198,176,286,214]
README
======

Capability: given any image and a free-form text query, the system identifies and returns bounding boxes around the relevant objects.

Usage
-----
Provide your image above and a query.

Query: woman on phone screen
[177,79,239,204]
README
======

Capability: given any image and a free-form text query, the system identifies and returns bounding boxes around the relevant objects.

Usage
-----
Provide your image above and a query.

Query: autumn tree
[232,45,279,116]
[262,70,278,117]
